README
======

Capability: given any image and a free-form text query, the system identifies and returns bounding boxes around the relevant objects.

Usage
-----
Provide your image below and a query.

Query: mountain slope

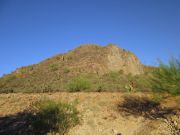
[30,44,143,75]
[0,44,150,93]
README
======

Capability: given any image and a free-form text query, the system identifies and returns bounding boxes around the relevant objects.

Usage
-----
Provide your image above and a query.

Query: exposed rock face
[105,45,143,75]
[64,44,144,75]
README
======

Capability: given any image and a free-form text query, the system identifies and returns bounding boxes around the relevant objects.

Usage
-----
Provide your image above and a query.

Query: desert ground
[0,92,179,135]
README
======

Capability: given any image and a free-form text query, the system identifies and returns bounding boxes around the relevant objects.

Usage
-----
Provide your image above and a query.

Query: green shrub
[133,75,152,92]
[151,93,163,103]
[125,84,134,92]
[67,76,91,92]
[119,70,124,74]
[50,64,59,71]
[4,74,16,82]
[64,68,70,73]
[28,98,79,135]
[107,71,119,81]
[99,72,129,92]
[150,58,180,95]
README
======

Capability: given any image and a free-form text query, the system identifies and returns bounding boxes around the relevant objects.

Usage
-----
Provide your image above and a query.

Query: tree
[151,57,180,95]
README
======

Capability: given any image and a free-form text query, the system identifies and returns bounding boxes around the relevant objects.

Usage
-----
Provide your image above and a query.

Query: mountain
[0,44,152,93]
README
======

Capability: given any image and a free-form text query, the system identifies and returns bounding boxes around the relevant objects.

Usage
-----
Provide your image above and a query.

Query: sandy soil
[0,92,179,135]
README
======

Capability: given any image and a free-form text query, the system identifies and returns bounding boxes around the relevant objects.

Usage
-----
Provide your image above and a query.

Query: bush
[28,98,79,135]
[64,68,70,73]
[50,64,59,71]
[67,76,91,92]
[4,74,16,82]
[151,58,180,95]
[132,74,152,92]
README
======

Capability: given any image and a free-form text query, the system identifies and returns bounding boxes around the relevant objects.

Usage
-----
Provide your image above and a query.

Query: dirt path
[0,92,179,135]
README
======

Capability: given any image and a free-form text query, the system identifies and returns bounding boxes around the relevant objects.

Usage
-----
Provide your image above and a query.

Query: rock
[112,129,117,133]
[112,129,122,135]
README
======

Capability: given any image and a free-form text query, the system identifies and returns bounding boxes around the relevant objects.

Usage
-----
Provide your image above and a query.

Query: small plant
[64,68,70,73]
[125,84,134,92]
[97,85,103,92]
[151,93,163,103]
[28,98,79,135]
[67,76,91,92]
[108,71,119,81]
[119,70,124,74]
[50,64,59,71]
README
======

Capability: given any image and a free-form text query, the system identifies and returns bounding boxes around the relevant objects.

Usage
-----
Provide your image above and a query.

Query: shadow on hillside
[118,95,179,119]
[0,111,50,135]
[0,112,32,135]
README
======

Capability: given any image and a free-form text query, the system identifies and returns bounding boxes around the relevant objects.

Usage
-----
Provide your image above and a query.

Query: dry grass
[0,92,179,135]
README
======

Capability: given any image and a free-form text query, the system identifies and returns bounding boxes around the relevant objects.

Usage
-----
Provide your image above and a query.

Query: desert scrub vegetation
[0,70,153,93]
[97,71,152,92]
[63,68,70,73]
[28,98,80,135]
[67,76,92,92]
[50,63,59,71]
[150,58,180,95]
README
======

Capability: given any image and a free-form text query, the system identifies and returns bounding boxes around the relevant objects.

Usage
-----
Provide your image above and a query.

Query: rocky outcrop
[65,44,144,75]
[105,45,143,75]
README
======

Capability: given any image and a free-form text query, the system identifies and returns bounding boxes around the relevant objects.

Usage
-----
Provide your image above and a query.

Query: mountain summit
[35,44,143,75]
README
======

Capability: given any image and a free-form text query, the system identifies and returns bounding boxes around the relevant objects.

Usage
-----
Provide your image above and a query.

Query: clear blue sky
[0,0,180,77]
